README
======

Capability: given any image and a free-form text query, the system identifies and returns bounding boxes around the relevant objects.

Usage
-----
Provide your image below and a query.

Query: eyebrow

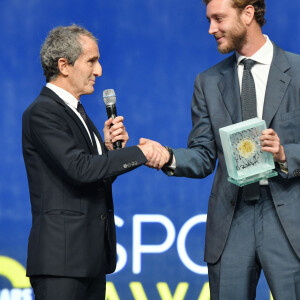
[208,13,225,18]
[88,55,100,61]
[207,13,226,21]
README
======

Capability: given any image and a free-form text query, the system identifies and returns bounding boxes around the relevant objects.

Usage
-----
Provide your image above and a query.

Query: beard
[217,18,247,54]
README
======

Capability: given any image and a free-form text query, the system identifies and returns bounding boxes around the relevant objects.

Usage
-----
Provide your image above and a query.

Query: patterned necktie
[241,59,257,120]
[77,102,98,153]
[240,59,260,201]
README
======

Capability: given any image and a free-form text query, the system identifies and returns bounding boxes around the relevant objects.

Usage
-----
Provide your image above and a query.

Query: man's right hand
[138,138,170,170]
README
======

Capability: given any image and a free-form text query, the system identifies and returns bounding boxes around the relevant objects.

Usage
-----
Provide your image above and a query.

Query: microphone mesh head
[103,89,116,106]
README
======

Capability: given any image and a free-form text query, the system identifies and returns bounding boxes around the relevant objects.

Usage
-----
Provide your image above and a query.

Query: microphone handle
[106,105,122,149]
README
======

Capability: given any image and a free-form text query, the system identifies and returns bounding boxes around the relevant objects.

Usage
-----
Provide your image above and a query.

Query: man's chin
[85,87,95,95]
[217,44,234,54]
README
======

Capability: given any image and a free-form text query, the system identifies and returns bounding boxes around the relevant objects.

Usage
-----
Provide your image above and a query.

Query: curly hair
[202,0,266,27]
[40,25,97,82]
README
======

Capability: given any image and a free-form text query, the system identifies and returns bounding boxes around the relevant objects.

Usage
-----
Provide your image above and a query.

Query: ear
[57,58,70,76]
[242,5,255,25]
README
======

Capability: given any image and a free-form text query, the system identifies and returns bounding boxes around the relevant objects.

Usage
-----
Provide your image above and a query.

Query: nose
[94,61,102,77]
[208,20,218,36]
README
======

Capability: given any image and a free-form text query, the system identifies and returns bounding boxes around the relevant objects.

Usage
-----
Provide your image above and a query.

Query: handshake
[103,117,172,170]
[138,138,172,170]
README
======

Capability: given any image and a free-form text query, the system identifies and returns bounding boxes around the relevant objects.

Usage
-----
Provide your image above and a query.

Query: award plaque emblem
[219,118,278,186]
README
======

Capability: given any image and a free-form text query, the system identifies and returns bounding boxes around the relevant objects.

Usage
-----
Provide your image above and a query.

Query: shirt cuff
[163,155,176,176]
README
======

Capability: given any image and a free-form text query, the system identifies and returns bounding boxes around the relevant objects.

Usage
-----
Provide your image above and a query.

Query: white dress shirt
[236,36,278,184]
[46,83,102,155]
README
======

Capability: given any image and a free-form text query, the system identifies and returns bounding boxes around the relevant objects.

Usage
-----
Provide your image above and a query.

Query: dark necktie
[241,59,257,120]
[240,59,260,201]
[77,102,98,153]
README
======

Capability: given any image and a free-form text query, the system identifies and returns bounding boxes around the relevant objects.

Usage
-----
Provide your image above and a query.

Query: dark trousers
[30,273,106,300]
[208,186,300,300]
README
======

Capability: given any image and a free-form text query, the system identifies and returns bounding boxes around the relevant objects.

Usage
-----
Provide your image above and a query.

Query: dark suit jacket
[22,87,147,277]
[168,43,300,264]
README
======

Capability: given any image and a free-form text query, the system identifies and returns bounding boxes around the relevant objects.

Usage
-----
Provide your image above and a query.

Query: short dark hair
[40,24,97,82]
[203,0,266,27]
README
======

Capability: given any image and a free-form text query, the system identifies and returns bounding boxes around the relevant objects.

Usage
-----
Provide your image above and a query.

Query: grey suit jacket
[169,43,300,264]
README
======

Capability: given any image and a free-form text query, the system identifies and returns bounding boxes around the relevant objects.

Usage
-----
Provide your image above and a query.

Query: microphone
[103,89,122,149]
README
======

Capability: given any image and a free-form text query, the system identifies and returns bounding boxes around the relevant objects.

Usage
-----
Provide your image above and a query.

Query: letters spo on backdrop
[114,214,208,274]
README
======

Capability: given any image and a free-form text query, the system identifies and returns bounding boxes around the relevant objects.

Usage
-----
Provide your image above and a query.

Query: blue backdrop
[1,0,300,299]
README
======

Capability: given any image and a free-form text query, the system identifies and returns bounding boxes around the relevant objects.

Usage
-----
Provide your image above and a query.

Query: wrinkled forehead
[79,35,98,48]
[78,35,100,55]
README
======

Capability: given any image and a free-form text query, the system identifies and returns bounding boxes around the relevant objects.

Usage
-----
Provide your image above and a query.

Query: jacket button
[100,214,107,221]
[230,200,236,206]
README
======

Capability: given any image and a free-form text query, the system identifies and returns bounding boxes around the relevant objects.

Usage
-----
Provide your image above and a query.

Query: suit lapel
[65,107,98,154]
[88,116,107,154]
[218,54,242,124]
[40,87,97,154]
[263,44,291,127]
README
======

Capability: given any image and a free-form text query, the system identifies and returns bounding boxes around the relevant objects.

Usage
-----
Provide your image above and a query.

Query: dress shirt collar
[46,83,80,109]
[235,35,273,66]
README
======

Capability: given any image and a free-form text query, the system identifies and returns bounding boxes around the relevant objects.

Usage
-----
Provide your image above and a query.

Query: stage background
[1,0,299,299]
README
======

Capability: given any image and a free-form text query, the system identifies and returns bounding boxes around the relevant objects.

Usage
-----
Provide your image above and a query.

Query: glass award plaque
[219,118,278,186]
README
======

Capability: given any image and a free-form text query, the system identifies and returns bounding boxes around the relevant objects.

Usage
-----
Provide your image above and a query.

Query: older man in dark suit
[142,0,300,299]
[22,25,166,300]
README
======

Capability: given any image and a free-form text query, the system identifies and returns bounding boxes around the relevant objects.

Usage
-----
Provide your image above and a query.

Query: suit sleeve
[273,53,300,180]
[278,143,300,179]
[168,74,217,178]
[27,100,147,185]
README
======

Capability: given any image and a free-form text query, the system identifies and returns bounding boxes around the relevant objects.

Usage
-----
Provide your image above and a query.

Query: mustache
[214,34,224,40]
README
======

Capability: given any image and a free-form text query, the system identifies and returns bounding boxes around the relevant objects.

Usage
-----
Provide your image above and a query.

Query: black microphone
[103,89,122,149]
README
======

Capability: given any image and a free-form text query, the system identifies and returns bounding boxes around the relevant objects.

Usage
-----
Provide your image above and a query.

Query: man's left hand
[103,116,129,150]
[260,129,286,163]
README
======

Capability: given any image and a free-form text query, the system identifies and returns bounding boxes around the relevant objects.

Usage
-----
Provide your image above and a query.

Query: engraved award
[219,118,278,186]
